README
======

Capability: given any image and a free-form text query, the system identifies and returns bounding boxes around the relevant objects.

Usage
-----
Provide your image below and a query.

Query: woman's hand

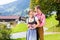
[28,24,35,29]
[32,24,36,29]
[28,24,37,29]
[30,24,37,29]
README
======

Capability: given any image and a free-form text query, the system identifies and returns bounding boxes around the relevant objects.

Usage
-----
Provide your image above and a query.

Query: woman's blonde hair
[28,9,34,14]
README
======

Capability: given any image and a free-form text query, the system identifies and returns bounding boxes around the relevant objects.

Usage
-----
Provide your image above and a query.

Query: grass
[46,26,60,32]
[11,38,26,40]
[11,22,28,33]
[12,34,60,40]
[44,34,60,40]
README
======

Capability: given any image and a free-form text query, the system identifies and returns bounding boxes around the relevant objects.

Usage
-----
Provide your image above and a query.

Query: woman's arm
[26,18,30,28]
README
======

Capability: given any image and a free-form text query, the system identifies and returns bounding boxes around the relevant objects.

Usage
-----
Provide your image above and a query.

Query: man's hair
[35,5,41,9]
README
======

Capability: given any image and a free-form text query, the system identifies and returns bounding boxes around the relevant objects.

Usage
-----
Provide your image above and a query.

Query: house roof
[0,16,20,19]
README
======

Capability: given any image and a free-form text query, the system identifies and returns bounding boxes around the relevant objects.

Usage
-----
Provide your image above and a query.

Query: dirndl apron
[26,29,37,40]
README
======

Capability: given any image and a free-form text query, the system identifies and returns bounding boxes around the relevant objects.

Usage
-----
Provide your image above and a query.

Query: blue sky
[0,0,17,5]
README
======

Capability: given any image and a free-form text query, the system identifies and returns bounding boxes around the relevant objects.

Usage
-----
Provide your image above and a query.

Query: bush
[0,23,11,40]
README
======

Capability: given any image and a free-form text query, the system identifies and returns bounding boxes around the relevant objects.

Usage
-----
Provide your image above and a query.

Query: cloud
[0,0,17,5]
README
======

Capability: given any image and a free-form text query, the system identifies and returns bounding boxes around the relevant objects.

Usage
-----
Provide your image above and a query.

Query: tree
[30,0,60,25]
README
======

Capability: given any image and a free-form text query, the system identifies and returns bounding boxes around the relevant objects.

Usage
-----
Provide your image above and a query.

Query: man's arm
[40,14,45,27]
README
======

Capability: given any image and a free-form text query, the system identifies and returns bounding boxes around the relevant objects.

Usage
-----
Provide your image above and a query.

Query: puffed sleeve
[35,17,38,21]
[26,18,28,24]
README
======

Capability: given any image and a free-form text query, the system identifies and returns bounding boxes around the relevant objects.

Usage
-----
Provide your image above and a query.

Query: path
[10,32,26,39]
[10,32,60,39]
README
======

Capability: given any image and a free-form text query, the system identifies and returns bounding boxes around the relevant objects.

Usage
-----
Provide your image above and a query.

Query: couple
[26,5,45,40]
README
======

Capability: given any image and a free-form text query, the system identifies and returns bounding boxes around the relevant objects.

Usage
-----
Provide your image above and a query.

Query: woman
[26,9,39,40]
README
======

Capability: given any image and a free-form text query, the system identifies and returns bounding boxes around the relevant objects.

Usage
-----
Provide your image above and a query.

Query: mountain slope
[0,0,30,16]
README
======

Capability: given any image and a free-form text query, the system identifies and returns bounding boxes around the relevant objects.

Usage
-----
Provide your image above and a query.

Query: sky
[0,0,17,5]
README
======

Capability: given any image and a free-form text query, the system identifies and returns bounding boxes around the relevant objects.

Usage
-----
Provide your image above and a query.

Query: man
[35,5,45,40]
